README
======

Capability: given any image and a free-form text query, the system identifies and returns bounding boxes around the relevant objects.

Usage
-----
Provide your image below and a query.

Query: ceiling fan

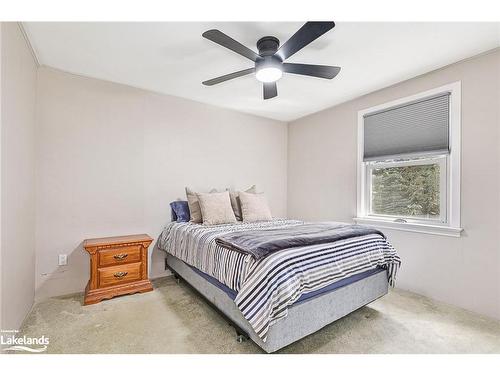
[202,22,340,100]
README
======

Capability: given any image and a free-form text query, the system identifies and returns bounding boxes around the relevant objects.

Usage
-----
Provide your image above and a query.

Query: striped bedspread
[158,219,401,342]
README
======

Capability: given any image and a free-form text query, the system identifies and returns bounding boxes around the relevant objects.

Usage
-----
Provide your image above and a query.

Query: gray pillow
[228,185,257,221]
[197,191,237,225]
[239,191,273,222]
[185,187,217,223]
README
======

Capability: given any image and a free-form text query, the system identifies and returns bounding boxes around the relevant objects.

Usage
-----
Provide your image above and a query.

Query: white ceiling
[24,22,500,121]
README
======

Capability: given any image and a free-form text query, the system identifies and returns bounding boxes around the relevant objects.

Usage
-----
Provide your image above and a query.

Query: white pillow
[197,191,237,225]
[185,187,217,223]
[228,185,257,221]
[239,192,272,222]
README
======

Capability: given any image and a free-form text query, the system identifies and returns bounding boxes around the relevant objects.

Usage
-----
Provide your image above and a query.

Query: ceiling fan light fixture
[255,55,283,83]
[255,66,282,83]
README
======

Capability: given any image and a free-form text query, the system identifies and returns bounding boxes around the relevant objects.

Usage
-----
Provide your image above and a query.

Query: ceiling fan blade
[202,29,260,62]
[282,63,341,79]
[276,22,335,61]
[263,82,277,100]
[202,68,255,86]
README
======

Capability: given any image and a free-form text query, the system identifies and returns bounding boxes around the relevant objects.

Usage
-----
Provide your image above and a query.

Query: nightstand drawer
[98,262,142,288]
[98,245,141,267]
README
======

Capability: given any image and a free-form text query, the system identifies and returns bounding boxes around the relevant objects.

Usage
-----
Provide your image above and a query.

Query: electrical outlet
[58,254,67,266]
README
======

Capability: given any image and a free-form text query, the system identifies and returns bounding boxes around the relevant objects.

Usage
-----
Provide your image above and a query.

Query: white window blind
[363,92,450,161]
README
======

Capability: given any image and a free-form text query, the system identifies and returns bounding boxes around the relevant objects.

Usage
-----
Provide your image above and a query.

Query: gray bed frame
[166,253,388,353]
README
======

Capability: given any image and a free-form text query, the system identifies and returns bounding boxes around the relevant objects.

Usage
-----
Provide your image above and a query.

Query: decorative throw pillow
[228,185,257,220]
[185,187,217,223]
[197,191,237,225]
[239,192,272,222]
[170,201,190,222]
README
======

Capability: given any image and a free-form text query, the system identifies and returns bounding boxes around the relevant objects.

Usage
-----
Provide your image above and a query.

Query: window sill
[353,217,463,237]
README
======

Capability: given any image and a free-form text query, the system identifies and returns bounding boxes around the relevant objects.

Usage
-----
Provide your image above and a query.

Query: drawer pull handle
[114,272,128,278]
[113,253,128,260]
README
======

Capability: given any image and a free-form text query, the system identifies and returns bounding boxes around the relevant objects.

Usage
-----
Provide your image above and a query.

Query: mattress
[189,262,385,305]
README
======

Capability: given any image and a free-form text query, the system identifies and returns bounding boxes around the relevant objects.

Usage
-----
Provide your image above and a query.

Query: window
[366,156,446,222]
[356,82,462,237]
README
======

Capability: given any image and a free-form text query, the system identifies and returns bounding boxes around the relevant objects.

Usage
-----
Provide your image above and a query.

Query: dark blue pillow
[170,201,190,222]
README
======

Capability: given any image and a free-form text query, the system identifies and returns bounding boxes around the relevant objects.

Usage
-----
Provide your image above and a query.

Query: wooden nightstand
[83,234,153,305]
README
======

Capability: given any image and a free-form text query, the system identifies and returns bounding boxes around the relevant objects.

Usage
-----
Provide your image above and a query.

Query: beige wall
[288,49,500,320]
[35,67,288,299]
[0,23,37,330]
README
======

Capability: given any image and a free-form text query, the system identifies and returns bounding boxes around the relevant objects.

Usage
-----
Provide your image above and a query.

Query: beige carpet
[17,277,500,354]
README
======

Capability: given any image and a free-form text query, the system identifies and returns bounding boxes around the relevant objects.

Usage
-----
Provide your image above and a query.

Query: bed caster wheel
[173,274,180,284]
[236,335,247,343]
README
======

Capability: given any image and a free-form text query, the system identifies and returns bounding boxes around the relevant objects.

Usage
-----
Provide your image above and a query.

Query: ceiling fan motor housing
[255,54,282,71]
[257,36,280,57]
[256,36,283,75]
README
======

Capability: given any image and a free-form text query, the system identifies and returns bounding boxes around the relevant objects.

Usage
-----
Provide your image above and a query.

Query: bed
[158,219,400,353]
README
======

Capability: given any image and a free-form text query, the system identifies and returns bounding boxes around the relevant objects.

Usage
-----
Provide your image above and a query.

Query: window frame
[355,82,462,237]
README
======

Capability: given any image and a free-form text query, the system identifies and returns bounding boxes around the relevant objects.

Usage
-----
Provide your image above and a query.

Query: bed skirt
[166,253,389,353]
